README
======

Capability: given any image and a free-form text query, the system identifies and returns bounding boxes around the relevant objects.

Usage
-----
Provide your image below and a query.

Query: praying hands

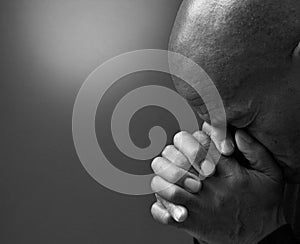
[151,124,286,244]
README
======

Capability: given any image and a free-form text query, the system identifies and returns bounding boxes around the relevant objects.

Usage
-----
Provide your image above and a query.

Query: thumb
[235,130,282,181]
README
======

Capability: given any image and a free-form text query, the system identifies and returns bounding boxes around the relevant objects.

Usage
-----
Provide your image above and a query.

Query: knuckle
[162,145,174,156]
[170,169,183,183]
[151,176,160,191]
[151,157,162,171]
[175,155,189,168]
[174,131,186,144]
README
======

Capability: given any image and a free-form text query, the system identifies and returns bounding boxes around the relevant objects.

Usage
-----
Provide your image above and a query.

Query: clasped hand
[151,123,286,244]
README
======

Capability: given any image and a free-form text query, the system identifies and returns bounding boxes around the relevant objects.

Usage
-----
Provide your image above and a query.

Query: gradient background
[0,0,197,243]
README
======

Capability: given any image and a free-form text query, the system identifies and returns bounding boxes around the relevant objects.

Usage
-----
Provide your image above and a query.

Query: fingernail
[173,206,188,223]
[201,160,215,177]
[184,178,201,193]
[221,140,235,155]
[238,131,253,144]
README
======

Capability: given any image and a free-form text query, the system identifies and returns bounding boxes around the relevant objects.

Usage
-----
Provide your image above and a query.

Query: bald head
[170,0,300,103]
[169,0,300,181]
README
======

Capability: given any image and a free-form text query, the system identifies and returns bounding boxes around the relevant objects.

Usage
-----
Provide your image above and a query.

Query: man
[151,0,300,242]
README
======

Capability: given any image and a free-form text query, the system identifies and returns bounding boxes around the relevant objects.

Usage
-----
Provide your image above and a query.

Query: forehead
[171,68,239,107]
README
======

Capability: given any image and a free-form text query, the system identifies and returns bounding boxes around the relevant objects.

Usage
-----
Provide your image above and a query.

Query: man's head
[169,0,300,182]
[170,0,300,127]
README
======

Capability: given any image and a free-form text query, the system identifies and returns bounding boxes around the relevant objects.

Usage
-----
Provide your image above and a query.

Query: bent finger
[151,157,201,193]
[173,131,208,174]
[202,122,234,156]
[156,194,188,223]
[151,201,175,225]
[151,176,196,208]
[162,145,196,174]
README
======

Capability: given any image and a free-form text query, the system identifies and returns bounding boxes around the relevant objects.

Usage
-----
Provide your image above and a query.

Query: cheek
[224,103,257,128]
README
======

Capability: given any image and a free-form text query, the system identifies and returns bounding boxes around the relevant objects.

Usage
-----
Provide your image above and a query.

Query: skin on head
[169,0,300,182]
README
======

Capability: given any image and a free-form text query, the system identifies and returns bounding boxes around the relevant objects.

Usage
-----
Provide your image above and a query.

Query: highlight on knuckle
[170,169,183,183]
[174,131,185,144]
[175,155,188,168]
[162,145,173,156]
[151,157,163,171]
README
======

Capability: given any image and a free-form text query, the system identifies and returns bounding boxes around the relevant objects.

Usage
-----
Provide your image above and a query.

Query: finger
[156,194,188,223]
[162,145,196,174]
[151,201,175,225]
[193,130,219,178]
[193,131,210,149]
[193,130,223,166]
[151,157,201,193]
[173,131,215,178]
[201,136,237,178]
[151,176,196,208]
[235,130,282,181]
[202,122,234,156]
[173,131,206,171]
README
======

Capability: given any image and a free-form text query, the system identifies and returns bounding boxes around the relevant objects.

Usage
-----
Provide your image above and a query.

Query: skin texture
[169,0,300,183]
[151,130,286,243]
[151,1,300,242]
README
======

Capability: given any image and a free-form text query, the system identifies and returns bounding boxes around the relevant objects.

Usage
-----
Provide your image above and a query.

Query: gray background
[0,0,194,243]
